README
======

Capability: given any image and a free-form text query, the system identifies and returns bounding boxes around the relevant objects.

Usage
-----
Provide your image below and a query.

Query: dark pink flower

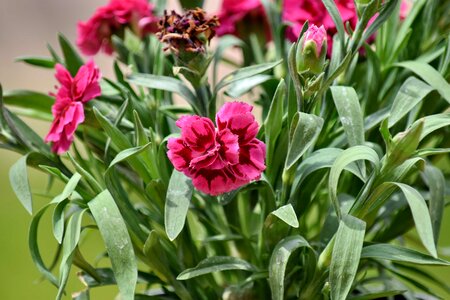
[400,0,412,20]
[303,24,327,57]
[45,61,101,154]
[77,0,157,56]
[282,0,357,43]
[167,102,266,196]
[216,0,270,40]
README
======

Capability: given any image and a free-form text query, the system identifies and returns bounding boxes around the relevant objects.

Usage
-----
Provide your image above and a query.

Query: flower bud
[296,24,327,75]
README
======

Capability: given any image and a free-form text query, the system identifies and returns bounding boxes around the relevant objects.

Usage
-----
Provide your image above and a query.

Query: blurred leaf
[56,209,86,300]
[269,235,312,300]
[165,170,193,241]
[285,112,324,170]
[395,61,450,103]
[361,0,399,48]
[177,256,256,280]
[330,86,365,147]
[329,146,379,218]
[330,214,366,300]
[423,165,445,243]
[348,290,406,300]
[127,74,199,112]
[213,35,245,85]
[321,0,345,51]
[388,77,433,128]
[3,90,54,119]
[225,75,272,98]
[215,60,282,92]
[361,244,449,265]
[72,290,89,300]
[15,56,55,68]
[270,204,299,228]
[52,200,68,244]
[58,33,83,76]
[9,155,33,214]
[88,190,137,300]
[178,0,203,8]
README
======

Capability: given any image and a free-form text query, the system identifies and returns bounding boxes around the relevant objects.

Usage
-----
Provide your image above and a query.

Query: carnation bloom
[45,61,101,154]
[297,24,327,74]
[283,0,357,42]
[216,0,270,40]
[77,0,157,56]
[167,102,266,196]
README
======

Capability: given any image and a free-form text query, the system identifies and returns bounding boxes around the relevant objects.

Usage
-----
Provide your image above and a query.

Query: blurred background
[0,0,448,299]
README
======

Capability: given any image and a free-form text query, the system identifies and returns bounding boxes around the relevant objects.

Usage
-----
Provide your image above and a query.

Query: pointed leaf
[177,256,256,280]
[9,155,32,214]
[88,190,137,300]
[165,170,193,241]
[58,33,83,76]
[330,214,366,300]
[423,165,445,243]
[107,143,151,171]
[270,204,299,228]
[285,112,324,170]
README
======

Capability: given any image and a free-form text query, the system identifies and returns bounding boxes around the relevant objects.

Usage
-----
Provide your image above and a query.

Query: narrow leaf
[269,235,312,300]
[177,256,256,280]
[423,165,445,243]
[165,170,193,241]
[88,190,137,300]
[330,214,366,300]
[361,244,449,265]
[9,155,32,214]
[58,33,83,76]
[107,143,151,171]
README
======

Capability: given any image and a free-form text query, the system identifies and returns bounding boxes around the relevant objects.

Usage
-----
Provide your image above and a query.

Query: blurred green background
[0,0,449,299]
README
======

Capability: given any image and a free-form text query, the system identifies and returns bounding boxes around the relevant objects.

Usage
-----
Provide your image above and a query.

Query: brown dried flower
[157,8,220,54]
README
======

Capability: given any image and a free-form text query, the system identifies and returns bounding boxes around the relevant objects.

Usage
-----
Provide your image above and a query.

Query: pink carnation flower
[303,24,327,57]
[167,102,266,196]
[77,0,157,56]
[45,61,101,154]
[283,0,357,42]
[216,0,270,39]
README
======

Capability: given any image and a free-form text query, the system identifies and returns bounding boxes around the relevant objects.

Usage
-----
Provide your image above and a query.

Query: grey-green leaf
[88,190,137,300]
[285,112,324,170]
[330,214,366,300]
[9,155,32,214]
[388,77,434,128]
[226,75,272,98]
[107,143,151,171]
[395,61,450,103]
[269,235,312,300]
[177,256,256,280]
[423,165,445,243]
[330,86,364,147]
[270,204,299,228]
[165,170,193,241]
[361,244,449,266]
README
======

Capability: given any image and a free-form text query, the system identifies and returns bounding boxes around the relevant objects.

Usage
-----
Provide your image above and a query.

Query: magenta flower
[167,102,266,196]
[216,0,270,40]
[77,0,157,56]
[45,61,101,154]
[303,24,327,57]
[283,0,357,43]
[297,24,327,74]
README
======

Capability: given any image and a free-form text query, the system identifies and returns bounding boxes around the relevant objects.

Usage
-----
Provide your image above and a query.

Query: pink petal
[216,102,253,130]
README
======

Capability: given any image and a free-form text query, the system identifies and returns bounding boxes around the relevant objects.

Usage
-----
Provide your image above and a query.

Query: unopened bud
[296,24,327,74]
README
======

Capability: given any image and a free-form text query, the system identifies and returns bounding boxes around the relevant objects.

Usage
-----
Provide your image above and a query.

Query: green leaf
[52,172,82,203]
[9,155,32,214]
[285,112,324,170]
[361,0,399,47]
[329,146,379,218]
[417,113,450,141]
[388,77,434,128]
[392,182,437,257]
[88,190,137,300]
[270,204,299,228]
[348,290,406,300]
[107,143,151,171]
[52,200,68,244]
[15,56,55,68]
[165,170,193,241]
[329,214,366,300]
[225,75,272,98]
[58,33,83,76]
[330,86,365,147]
[127,74,199,112]
[361,244,449,265]
[177,256,256,280]
[265,79,285,169]
[56,209,86,300]
[423,165,445,243]
[395,61,450,103]
[269,235,312,300]
[215,60,282,92]
[321,0,345,52]
[386,119,423,169]
[2,90,54,119]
